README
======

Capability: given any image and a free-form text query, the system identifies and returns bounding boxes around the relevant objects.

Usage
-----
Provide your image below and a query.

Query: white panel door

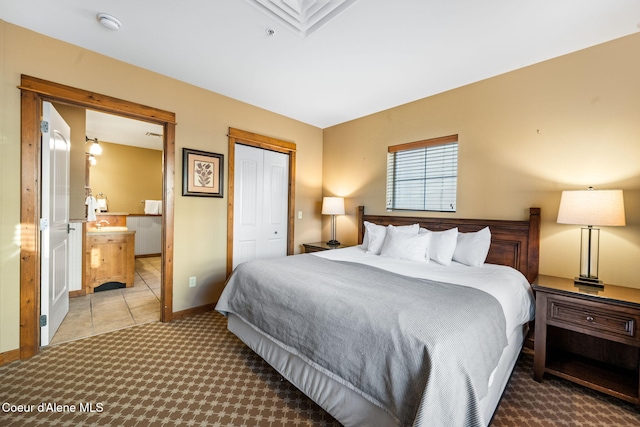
[40,102,71,346]
[233,144,289,269]
[233,144,263,267]
[263,150,289,258]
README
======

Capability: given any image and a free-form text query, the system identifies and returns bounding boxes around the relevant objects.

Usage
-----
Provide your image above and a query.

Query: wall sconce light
[557,187,626,287]
[322,196,345,246]
[86,136,102,155]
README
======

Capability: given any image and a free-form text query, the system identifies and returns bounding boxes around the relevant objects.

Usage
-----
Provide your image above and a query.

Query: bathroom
[50,105,164,344]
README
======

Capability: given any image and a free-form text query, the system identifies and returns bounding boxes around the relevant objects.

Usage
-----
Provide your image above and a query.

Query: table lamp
[557,187,625,287]
[322,197,345,246]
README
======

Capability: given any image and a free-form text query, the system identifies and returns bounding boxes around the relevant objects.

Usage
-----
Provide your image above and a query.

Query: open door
[40,102,71,346]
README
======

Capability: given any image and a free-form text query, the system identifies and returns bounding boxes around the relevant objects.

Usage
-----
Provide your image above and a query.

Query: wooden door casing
[19,75,176,360]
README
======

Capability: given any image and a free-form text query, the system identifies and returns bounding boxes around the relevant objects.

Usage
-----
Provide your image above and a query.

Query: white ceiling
[85,110,163,151]
[3,0,640,131]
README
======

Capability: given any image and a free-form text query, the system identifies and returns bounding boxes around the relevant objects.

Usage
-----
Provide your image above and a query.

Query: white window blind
[386,135,458,212]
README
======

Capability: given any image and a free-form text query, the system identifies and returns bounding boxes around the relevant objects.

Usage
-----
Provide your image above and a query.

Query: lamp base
[574,276,604,289]
[327,239,341,246]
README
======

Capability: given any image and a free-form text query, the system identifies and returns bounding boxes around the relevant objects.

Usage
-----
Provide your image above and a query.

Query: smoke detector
[97,13,122,31]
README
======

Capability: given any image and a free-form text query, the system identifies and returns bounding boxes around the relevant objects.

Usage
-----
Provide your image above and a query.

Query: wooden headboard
[357,206,541,283]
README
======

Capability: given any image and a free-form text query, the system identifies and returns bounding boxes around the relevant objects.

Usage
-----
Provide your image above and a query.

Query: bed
[216,206,540,426]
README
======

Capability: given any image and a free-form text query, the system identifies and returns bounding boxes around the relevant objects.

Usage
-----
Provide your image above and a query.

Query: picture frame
[182,148,224,197]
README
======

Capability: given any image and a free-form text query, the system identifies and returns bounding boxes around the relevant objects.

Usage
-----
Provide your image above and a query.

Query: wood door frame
[19,75,176,359]
[226,127,296,277]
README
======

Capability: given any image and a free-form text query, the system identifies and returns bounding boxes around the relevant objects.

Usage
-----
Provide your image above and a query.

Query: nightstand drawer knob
[586,315,595,322]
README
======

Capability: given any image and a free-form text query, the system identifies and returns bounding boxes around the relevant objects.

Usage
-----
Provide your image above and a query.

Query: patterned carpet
[1,311,639,426]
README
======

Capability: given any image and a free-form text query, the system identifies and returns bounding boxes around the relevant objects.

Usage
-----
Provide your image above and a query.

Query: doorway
[226,128,296,276]
[19,75,176,360]
[50,108,165,345]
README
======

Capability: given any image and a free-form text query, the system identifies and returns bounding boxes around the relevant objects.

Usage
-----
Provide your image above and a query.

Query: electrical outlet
[189,276,196,288]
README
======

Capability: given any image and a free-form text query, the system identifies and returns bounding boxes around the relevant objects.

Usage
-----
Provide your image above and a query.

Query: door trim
[226,127,296,277]
[19,75,176,359]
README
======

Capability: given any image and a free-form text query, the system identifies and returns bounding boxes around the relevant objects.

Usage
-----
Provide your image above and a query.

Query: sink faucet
[96,219,110,229]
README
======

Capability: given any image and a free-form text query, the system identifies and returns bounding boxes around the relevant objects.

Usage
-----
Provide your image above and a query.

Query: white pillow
[381,225,431,262]
[362,221,381,249]
[363,222,387,254]
[363,222,418,255]
[419,227,458,265]
[452,227,491,267]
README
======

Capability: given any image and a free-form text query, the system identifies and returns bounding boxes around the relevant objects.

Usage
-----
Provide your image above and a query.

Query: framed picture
[182,148,224,197]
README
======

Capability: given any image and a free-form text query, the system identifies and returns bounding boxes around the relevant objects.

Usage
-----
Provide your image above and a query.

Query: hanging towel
[97,198,108,212]
[144,200,161,215]
[85,196,99,221]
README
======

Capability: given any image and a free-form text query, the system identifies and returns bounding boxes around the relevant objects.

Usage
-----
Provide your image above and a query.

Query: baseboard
[0,348,21,366]
[172,302,217,321]
[69,289,87,298]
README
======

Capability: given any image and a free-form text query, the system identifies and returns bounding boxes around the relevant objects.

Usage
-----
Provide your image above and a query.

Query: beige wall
[323,32,640,288]
[0,21,323,353]
[90,142,163,214]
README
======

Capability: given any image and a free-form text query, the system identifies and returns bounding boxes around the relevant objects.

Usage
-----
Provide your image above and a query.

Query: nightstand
[302,242,348,253]
[533,274,640,404]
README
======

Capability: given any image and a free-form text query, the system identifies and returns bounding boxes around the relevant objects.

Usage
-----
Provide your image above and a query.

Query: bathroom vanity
[85,213,135,293]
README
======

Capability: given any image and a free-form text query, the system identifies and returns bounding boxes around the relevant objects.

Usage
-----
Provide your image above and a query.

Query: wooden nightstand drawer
[547,295,640,346]
[302,242,348,253]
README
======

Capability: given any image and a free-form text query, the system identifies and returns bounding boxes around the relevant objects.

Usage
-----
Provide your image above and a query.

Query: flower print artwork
[194,161,214,188]
[183,148,224,197]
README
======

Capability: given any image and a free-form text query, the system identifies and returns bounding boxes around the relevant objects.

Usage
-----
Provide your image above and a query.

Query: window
[386,134,458,212]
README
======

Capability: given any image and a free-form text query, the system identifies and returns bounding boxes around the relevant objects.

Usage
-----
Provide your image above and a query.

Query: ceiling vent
[246,0,358,37]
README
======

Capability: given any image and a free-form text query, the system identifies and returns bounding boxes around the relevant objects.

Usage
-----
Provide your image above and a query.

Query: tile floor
[50,256,162,346]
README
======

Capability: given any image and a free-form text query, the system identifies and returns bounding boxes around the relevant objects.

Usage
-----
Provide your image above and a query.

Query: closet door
[262,149,289,258]
[233,144,289,269]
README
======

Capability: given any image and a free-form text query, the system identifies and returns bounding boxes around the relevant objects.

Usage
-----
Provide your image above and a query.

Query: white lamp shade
[89,141,102,155]
[557,189,625,226]
[322,197,345,215]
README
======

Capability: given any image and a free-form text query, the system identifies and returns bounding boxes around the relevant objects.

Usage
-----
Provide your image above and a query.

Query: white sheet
[313,245,535,338]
